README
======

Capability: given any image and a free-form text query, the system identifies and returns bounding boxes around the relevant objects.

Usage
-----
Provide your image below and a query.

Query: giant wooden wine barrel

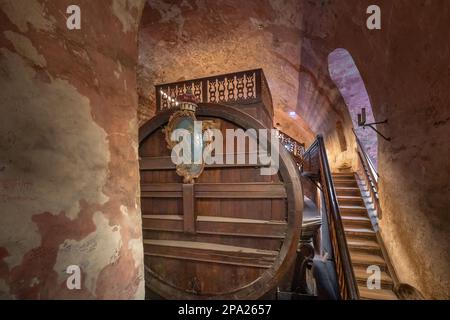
[139,104,303,299]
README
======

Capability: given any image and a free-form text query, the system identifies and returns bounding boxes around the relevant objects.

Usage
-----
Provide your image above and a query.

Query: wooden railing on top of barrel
[155,69,273,116]
[278,131,305,165]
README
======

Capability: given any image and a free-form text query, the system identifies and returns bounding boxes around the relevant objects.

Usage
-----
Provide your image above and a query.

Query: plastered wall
[0,0,146,299]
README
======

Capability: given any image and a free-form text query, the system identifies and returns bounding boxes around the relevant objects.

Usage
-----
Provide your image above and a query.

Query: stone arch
[328,48,378,168]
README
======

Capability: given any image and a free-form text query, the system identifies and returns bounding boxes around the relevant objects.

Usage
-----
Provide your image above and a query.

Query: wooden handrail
[300,136,359,300]
[298,138,320,179]
[278,130,305,164]
[352,129,378,180]
[352,129,382,219]
[275,132,360,299]
[316,136,359,299]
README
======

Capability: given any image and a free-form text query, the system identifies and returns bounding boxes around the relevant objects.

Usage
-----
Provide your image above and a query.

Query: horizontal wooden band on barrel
[142,230,282,251]
[139,154,270,171]
[142,215,287,239]
[143,239,278,269]
[141,183,287,199]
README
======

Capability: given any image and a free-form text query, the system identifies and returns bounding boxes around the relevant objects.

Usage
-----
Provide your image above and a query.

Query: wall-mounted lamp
[357,108,391,141]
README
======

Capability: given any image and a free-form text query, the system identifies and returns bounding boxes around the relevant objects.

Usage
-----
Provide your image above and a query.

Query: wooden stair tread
[344,227,375,234]
[333,175,356,180]
[335,187,360,191]
[350,251,386,266]
[358,286,398,300]
[333,175,356,179]
[338,196,363,201]
[342,216,371,222]
[332,173,354,177]
[342,217,372,228]
[334,181,357,186]
[335,184,358,189]
[337,196,364,206]
[143,239,278,256]
[335,187,361,196]
[339,205,367,211]
[354,267,393,284]
[334,178,357,183]
[347,238,381,250]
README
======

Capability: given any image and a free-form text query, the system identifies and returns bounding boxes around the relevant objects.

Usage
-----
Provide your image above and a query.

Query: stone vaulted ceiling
[137,0,338,144]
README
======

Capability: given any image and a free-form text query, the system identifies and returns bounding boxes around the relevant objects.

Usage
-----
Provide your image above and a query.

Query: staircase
[333,172,397,300]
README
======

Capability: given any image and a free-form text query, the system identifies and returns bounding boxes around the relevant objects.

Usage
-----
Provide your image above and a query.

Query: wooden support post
[183,184,195,234]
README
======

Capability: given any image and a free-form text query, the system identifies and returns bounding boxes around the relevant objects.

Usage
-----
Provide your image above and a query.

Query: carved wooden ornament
[163,90,218,183]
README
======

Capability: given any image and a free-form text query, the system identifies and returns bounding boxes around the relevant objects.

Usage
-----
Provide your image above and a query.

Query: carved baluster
[177,85,185,98]
[162,88,168,110]
[186,82,194,97]
[236,75,245,100]
[170,86,177,108]
[194,81,202,102]
[208,80,217,103]
[162,97,167,110]
[245,72,256,99]
[218,78,226,102]
[227,77,236,101]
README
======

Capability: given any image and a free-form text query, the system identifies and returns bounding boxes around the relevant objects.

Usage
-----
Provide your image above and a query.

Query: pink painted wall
[0,0,146,299]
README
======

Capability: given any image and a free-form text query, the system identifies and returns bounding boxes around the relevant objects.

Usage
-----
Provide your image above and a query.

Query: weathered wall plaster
[0,0,145,299]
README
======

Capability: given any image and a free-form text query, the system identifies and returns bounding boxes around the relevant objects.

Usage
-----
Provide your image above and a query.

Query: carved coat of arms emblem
[163,89,218,184]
